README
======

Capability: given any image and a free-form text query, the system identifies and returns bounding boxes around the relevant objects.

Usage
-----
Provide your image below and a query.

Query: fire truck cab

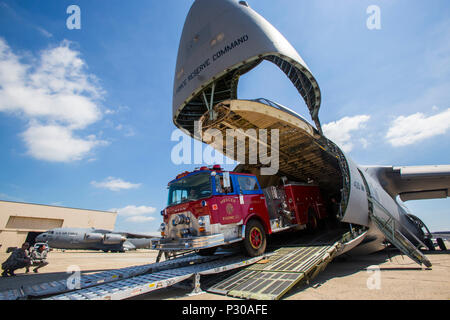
[152,166,328,257]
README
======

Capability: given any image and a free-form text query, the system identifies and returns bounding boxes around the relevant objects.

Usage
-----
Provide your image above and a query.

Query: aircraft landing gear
[436,238,447,251]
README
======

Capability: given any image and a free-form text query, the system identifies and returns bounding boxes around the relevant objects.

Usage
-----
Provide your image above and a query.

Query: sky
[0,0,449,233]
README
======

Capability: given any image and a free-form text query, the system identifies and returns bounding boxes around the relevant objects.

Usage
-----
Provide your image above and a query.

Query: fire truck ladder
[207,230,352,300]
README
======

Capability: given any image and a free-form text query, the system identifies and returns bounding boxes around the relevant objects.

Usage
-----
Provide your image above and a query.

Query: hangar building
[0,200,117,252]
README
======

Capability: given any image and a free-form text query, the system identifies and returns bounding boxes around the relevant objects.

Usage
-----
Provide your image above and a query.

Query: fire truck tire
[197,247,217,256]
[243,219,267,257]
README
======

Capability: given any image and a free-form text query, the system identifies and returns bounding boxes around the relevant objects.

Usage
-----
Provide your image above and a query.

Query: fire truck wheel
[197,247,217,256]
[243,219,266,257]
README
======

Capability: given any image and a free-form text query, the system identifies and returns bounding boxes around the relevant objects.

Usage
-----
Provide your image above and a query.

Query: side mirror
[223,172,231,188]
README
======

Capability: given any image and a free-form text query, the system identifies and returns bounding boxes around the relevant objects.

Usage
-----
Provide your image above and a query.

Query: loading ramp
[207,230,350,300]
[44,254,264,300]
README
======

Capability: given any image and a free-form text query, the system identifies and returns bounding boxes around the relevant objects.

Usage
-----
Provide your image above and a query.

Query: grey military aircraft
[170,0,450,266]
[35,228,156,252]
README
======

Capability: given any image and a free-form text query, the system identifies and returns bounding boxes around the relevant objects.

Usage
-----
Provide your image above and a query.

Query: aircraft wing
[364,165,450,201]
[114,231,158,239]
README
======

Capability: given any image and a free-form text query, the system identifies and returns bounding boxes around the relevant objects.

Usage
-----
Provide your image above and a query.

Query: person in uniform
[1,242,31,277]
[26,244,49,273]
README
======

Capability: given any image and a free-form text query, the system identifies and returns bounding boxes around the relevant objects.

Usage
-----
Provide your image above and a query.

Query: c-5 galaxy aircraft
[35,228,156,252]
[170,0,450,266]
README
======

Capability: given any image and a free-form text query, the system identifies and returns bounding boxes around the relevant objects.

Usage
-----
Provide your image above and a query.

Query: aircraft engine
[103,234,126,244]
[84,232,104,242]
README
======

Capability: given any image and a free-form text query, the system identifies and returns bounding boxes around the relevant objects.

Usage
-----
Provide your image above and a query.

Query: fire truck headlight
[159,223,167,236]
[198,216,210,233]
[198,216,206,226]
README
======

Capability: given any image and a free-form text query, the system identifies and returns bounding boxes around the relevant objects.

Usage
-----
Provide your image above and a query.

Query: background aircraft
[35,227,156,252]
[170,0,450,266]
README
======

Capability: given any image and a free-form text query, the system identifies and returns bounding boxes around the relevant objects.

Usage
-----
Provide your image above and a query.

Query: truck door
[235,175,267,227]
[212,173,242,225]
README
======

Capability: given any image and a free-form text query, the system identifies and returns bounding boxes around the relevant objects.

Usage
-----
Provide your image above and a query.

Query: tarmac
[0,246,449,300]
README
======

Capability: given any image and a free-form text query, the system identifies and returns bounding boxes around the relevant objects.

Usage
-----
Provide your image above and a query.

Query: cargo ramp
[207,229,359,300]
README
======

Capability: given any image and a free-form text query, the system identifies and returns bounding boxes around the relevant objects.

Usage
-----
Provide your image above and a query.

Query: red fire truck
[152,165,328,257]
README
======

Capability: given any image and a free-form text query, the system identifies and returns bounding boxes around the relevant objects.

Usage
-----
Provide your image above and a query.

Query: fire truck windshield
[167,172,212,206]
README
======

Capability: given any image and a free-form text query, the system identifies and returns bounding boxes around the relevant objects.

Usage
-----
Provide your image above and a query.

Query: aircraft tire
[423,238,434,251]
[436,238,447,251]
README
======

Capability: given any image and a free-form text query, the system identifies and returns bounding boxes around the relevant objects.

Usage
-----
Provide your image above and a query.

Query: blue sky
[0,0,449,233]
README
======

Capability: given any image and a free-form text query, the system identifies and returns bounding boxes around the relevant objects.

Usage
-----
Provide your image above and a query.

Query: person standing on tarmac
[1,242,31,277]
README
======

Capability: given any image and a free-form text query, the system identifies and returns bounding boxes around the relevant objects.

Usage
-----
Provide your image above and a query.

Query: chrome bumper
[151,234,225,251]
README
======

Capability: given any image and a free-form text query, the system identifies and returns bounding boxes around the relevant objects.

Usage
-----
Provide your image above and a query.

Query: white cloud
[110,205,156,216]
[359,137,369,149]
[110,205,157,224]
[386,108,450,147]
[22,123,107,162]
[125,215,156,223]
[91,177,141,191]
[0,38,107,162]
[112,123,136,137]
[35,26,53,38]
[322,115,371,153]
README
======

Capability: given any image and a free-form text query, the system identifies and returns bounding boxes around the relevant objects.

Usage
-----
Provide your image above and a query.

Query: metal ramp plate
[44,255,263,300]
[0,253,220,300]
[208,244,340,300]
